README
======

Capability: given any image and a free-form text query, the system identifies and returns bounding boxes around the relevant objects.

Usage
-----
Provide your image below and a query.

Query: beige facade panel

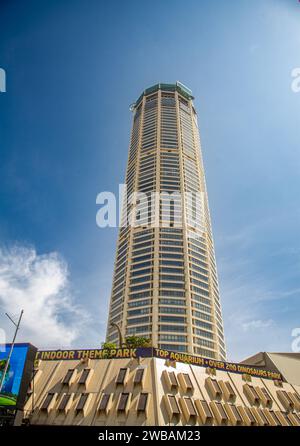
[24,355,300,426]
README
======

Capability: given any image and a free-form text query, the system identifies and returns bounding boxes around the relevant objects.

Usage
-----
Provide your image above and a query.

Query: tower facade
[106,82,226,360]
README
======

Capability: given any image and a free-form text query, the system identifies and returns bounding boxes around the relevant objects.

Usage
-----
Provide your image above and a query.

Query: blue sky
[0,0,299,361]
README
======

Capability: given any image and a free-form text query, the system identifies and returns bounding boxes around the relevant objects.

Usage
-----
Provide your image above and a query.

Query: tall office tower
[106,82,226,360]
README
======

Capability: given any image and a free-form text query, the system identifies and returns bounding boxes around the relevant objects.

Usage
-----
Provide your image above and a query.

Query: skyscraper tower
[106,82,226,360]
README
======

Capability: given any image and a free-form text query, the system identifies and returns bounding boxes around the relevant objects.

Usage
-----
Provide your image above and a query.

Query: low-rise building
[23,348,300,426]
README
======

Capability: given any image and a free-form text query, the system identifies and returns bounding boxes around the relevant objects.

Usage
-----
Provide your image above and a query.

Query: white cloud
[0,244,90,348]
[242,319,274,332]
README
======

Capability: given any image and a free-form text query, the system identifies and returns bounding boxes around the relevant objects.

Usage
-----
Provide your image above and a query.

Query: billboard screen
[0,343,37,409]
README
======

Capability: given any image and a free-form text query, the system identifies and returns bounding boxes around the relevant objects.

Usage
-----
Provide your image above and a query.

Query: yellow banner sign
[35,347,282,381]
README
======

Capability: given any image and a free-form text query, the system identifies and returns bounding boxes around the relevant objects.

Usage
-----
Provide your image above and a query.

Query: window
[193,328,214,339]
[215,402,228,421]
[98,393,111,412]
[159,344,187,352]
[116,368,128,385]
[192,311,212,322]
[127,307,150,317]
[281,411,292,426]
[137,393,149,412]
[179,373,193,391]
[193,319,212,331]
[267,410,280,426]
[193,337,215,349]
[159,334,187,343]
[243,384,260,405]
[134,368,145,385]
[159,315,186,323]
[292,412,300,425]
[127,316,151,325]
[169,372,178,388]
[206,377,222,398]
[130,284,151,293]
[293,392,300,406]
[209,401,228,425]
[130,276,152,285]
[129,291,152,299]
[62,369,75,385]
[160,283,185,291]
[41,393,56,411]
[257,386,272,407]
[160,289,184,296]
[118,393,130,412]
[183,397,197,417]
[219,380,236,400]
[224,381,235,398]
[58,394,72,411]
[160,267,183,274]
[276,390,294,411]
[131,268,152,277]
[131,261,151,270]
[128,299,151,308]
[159,299,186,306]
[78,369,91,385]
[159,324,187,333]
[162,370,180,391]
[194,346,216,359]
[256,408,269,426]
[197,400,213,423]
[229,404,242,423]
[159,306,186,315]
[244,407,256,425]
[290,392,300,409]
[126,325,151,335]
[167,395,180,415]
[76,393,90,412]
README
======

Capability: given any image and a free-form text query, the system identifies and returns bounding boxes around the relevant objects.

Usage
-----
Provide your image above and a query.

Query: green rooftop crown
[134,81,194,108]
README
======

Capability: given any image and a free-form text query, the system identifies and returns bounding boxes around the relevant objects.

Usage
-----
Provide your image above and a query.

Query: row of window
[164,394,300,426]
[40,391,149,415]
[40,389,300,426]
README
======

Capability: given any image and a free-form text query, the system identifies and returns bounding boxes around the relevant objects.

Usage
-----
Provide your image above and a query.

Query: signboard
[36,346,282,381]
[36,347,153,362]
[153,348,282,380]
[0,343,37,409]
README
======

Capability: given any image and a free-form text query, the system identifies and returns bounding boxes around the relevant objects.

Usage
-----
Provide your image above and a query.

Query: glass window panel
[118,393,129,411]
[137,393,148,412]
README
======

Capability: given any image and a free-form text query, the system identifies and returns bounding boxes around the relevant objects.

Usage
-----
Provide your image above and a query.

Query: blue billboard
[0,343,36,409]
